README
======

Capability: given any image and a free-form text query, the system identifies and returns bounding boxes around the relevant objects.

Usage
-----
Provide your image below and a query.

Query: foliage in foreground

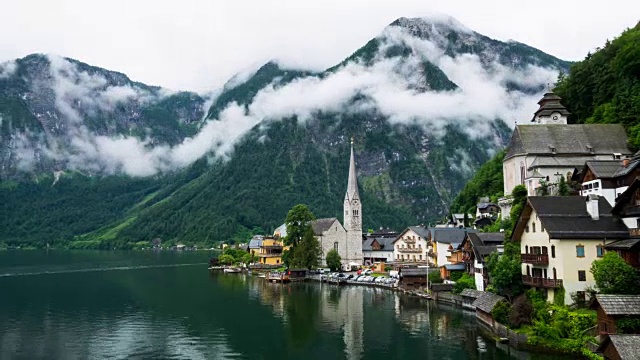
[452,273,475,294]
[591,252,640,294]
[325,249,342,272]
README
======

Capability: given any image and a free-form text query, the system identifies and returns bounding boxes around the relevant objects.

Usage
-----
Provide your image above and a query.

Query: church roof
[505,124,630,160]
[311,218,341,235]
[345,143,360,201]
[531,92,571,121]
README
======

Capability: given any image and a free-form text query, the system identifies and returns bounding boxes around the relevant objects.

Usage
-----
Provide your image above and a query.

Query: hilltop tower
[344,139,364,267]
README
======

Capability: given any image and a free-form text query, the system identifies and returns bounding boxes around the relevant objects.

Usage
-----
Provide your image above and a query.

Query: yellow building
[258,237,290,265]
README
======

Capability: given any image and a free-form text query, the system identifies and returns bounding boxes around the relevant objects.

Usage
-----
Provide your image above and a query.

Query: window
[532,223,536,233]
[525,245,529,254]
[576,245,585,258]
[334,242,339,252]
[597,246,604,258]
[525,225,529,233]
[520,163,526,185]
[551,245,556,258]
[578,270,586,281]
[636,218,640,229]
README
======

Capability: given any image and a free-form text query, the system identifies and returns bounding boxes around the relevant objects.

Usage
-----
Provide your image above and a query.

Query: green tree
[325,249,342,272]
[486,240,524,301]
[291,227,321,269]
[591,252,640,294]
[284,204,316,246]
[218,254,235,265]
[558,175,569,196]
[452,273,475,294]
[242,252,255,265]
[281,249,291,268]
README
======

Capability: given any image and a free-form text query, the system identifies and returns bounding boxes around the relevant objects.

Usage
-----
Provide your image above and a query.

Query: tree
[281,249,291,268]
[536,179,549,196]
[558,175,569,196]
[291,227,321,269]
[284,204,315,246]
[218,254,235,265]
[452,273,475,294]
[326,249,342,272]
[242,253,255,265]
[591,252,640,294]
[486,240,524,301]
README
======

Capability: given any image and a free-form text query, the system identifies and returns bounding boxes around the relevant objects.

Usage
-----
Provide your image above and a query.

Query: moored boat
[223,267,242,273]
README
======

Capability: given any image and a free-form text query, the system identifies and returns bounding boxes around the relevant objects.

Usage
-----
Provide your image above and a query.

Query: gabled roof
[393,226,430,243]
[605,238,640,250]
[472,292,505,313]
[400,268,429,276]
[443,263,465,271]
[460,232,504,262]
[311,218,341,235]
[613,179,640,215]
[431,228,473,244]
[584,160,623,178]
[597,335,640,360]
[594,294,640,315]
[513,196,629,240]
[249,239,263,249]
[362,236,396,251]
[460,289,484,299]
[505,124,630,160]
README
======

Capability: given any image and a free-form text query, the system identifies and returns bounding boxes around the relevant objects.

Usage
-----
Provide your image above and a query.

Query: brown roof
[400,268,429,276]
[460,289,484,299]
[594,294,640,316]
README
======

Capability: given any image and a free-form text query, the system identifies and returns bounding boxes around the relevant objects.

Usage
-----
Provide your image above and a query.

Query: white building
[392,226,430,264]
[575,152,640,207]
[313,142,363,269]
[513,195,629,305]
[500,92,631,217]
[362,229,398,264]
[429,228,470,267]
[458,232,504,291]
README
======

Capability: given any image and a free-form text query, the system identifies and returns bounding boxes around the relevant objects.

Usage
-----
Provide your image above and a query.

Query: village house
[592,294,640,336]
[429,228,471,268]
[513,195,629,305]
[362,228,398,264]
[597,334,640,360]
[456,232,504,291]
[500,91,631,217]
[612,178,640,236]
[257,237,289,265]
[472,292,506,327]
[573,155,640,206]
[398,268,429,290]
[393,226,430,264]
[248,235,264,256]
[439,263,465,281]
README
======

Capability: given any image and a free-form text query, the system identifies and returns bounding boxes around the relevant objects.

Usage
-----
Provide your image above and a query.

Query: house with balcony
[513,195,629,305]
[392,226,430,264]
[573,151,640,206]
[457,232,504,291]
[363,229,398,264]
[257,237,289,265]
[429,228,473,268]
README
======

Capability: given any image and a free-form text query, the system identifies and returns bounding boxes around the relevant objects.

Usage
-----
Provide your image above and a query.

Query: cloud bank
[11,21,560,177]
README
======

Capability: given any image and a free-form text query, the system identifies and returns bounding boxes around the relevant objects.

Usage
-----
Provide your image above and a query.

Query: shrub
[509,294,533,328]
[428,271,443,284]
[617,318,640,334]
[492,300,511,325]
[452,273,475,294]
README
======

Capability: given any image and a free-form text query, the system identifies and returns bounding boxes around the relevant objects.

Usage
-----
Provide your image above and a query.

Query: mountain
[0,16,570,248]
[450,21,640,215]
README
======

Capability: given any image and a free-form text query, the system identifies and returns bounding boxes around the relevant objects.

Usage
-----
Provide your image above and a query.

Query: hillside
[0,15,571,248]
[450,21,640,214]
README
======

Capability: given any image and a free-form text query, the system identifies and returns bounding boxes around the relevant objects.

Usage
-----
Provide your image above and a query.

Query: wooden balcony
[521,253,549,265]
[522,275,563,288]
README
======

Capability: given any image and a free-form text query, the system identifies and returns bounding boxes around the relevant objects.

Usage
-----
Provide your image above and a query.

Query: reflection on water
[0,251,572,360]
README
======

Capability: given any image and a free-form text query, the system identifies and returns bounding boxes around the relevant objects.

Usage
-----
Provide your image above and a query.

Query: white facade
[519,210,604,305]
[393,229,430,263]
[474,259,485,291]
[317,219,348,265]
[363,249,394,263]
[435,242,455,267]
[580,179,627,207]
[343,143,364,266]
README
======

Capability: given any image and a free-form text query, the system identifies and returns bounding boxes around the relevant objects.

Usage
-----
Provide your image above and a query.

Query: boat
[223,267,242,273]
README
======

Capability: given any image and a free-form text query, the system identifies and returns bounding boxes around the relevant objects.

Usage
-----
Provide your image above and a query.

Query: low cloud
[13,22,561,177]
[0,59,17,79]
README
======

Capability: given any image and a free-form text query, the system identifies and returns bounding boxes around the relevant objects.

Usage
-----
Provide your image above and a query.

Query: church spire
[346,138,359,201]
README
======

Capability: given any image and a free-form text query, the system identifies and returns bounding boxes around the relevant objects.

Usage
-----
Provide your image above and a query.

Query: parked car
[364,269,373,275]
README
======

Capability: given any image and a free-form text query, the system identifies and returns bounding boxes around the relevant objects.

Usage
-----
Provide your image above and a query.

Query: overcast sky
[1,0,638,92]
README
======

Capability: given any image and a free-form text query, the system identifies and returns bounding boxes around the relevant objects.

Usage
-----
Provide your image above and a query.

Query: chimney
[586,194,600,220]
[623,158,630,168]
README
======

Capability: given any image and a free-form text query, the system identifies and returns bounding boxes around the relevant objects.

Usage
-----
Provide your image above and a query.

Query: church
[312,141,364,270]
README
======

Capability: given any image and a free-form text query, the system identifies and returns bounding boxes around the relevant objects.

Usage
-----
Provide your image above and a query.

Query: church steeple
[345,138,359,202]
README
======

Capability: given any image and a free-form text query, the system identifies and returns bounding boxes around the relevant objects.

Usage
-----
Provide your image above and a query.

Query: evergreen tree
[325,249,342,272]
[291,227,321,269]
[284,204,316,246]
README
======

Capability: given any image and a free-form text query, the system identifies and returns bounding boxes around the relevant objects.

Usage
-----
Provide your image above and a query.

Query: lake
[0,251,568,359]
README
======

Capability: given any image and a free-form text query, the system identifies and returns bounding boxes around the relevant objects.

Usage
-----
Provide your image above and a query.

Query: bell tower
[344,139,363,266]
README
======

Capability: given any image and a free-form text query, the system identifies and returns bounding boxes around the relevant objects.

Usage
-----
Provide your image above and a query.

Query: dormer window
[613,153,622,160]
[586,145,594,154]
[548,144,556,153]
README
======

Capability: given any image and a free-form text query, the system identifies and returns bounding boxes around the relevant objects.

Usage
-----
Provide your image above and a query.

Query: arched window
[520,162,526,185]
[553,268,557,279]
[334,242,338,252]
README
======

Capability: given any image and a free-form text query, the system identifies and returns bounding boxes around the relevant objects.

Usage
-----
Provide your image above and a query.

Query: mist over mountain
[0,15,570,247]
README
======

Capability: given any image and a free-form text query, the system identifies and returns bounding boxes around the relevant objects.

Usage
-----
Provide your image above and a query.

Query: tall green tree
[325,249,342,272]
[218,254,235,265]
[591,252,640,294]
[486,240,524,301]
[291,227,321,269]
[284,204,316,246]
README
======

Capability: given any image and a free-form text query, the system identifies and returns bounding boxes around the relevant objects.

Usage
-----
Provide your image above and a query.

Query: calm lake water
[0,251,569,360]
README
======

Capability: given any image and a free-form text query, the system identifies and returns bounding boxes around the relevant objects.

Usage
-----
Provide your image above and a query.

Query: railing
[397,248,423,253]
[259,253,283,257]
[261,245,283,250]
[521,253,549,265]
[522,275,563,288]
